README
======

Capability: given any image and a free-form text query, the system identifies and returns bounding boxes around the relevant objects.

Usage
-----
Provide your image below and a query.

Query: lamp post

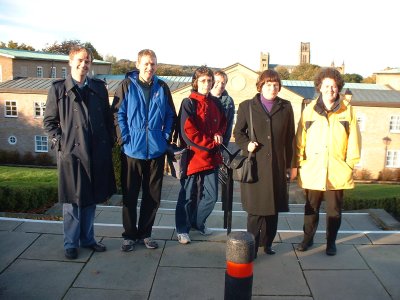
[344,88,353,103]
[382,136,392,169]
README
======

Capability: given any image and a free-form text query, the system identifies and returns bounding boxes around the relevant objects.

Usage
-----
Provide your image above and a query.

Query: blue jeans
[175,169,218,234]
[63,203,96,249]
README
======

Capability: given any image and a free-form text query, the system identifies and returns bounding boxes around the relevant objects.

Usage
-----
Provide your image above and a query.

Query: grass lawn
[0,165,57,188]
[345,183,400,199]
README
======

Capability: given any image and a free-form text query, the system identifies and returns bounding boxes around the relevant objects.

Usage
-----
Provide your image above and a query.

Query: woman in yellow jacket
[294,68,361,256]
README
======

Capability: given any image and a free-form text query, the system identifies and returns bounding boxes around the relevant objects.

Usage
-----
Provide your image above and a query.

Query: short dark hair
[191,66,214,91]
[314,68,344,92]
[256,70,281,93]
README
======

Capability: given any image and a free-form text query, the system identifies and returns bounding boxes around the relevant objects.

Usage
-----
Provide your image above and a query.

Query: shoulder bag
[229,103,258,183]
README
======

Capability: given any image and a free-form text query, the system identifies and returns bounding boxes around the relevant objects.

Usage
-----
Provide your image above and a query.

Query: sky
[0,0,398,78]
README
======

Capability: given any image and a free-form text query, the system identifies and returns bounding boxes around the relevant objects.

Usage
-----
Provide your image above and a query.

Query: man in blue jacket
[112,49,176,252]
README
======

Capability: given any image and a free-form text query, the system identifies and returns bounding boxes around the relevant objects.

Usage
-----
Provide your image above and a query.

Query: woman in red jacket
[175,66,227,244]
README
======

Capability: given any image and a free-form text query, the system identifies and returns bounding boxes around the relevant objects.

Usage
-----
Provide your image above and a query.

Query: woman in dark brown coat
[233,70,295,257]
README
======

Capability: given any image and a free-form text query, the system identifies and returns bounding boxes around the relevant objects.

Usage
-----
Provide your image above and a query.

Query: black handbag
[230,103,258,183]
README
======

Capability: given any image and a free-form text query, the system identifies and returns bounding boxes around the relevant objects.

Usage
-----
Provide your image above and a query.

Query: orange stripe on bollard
[226,261,253,278]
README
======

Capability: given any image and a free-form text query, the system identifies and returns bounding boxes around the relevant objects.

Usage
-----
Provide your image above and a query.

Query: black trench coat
[233,95,295,216]
[43,75,116,206]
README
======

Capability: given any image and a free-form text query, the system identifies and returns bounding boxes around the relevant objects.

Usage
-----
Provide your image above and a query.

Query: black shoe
[65,248,78,259]
[296,239,314,252]
[84,242,106,252]
[326,242,337,256]
[264,247,276,255]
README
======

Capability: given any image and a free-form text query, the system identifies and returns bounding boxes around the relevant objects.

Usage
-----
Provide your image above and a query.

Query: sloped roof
[281,80,399,104]
[374,68,400,74]
[1,77,400,107]
[0,48,110,65]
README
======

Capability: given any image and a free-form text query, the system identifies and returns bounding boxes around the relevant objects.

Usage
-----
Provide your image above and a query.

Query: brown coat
[233,95,295,216]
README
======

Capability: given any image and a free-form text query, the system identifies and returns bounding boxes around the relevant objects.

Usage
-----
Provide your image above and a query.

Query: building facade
[0,63,399,179]
[0,48,111,82]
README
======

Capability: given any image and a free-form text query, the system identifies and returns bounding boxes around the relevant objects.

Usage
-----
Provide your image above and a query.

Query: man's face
[197,75,213,95]
[319,78,339,104]
[211,74,227,97]
[69,51,91,79]
[136,55,157,83]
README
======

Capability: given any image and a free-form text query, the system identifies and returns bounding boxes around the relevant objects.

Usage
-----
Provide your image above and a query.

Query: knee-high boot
[297,213,319,251]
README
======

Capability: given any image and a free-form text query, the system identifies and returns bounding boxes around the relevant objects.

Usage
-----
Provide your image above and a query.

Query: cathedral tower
[300,42,310,64]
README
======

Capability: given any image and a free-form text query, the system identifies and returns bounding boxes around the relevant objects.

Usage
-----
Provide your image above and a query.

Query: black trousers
[247,214,278,251]
[303,189,343,243]
[120,153,165,240]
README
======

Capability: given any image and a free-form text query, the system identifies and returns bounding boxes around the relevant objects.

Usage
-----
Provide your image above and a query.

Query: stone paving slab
[304,270,392,300]
[367,232,400,244]
[0,259,84,299]
[160,240,226,268]
[19,233,93,262]
[0,231,39,272]
[73,237,163,292]
[357,244,400,299]
[296,244,369,270]
[252,243,311,297]
[150,266,225,300]
[64,287,148,300]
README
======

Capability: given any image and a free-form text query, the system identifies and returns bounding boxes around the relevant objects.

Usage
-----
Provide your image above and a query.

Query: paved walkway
[1,175,400,299]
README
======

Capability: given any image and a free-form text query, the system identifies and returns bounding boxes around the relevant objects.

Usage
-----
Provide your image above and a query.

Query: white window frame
[34,101,46,118]
[61,67,67,79]
[37,66,43,78]
[51,66,56,78]
[8,136,17,145]
[4,100,18,117]
[356,113,366,132]
[386,150,400,168]
[35,135,48,153]
[389,115,400,133]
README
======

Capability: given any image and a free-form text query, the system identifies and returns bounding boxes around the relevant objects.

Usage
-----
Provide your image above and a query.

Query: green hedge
[344,196,400,219]
[0,184,58,212]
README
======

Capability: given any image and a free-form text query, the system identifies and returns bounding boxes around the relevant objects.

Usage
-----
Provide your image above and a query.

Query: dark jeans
[120,153,165,240]
[63,203,96,249]
[175,169,218,234]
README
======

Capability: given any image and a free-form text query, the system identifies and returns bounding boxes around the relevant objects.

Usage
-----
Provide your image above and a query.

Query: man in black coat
[43,46,116,259]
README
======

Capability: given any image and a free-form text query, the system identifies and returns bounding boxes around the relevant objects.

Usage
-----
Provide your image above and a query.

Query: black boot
[297,214,318,252]
[296,239,314,252]
[326,241,337,256]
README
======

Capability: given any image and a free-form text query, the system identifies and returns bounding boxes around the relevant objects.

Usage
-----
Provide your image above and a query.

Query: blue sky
[0,0,398,77]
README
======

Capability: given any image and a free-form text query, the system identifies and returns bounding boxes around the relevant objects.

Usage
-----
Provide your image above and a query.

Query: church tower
[260,52,269,71]
[300,42,310,64]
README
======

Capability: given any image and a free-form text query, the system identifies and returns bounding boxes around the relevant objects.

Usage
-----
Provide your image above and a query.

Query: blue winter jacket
[112,70,175,159]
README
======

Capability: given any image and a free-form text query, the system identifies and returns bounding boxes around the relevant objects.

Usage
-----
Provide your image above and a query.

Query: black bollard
[224,231,255,300]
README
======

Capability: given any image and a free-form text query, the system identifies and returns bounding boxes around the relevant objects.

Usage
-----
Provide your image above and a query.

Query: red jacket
[180,91,227,175]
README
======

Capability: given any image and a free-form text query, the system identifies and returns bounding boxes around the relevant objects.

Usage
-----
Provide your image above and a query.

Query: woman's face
[196,75,213,95]
[261,81,280,100]
[319,78,339,104]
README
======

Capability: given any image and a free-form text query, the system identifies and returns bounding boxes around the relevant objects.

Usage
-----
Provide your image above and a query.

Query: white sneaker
[200,227,213,236]
[177,233,191,244]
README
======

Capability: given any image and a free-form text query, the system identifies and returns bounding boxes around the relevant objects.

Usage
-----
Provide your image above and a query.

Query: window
[4,100,18,117]
[35,136,48,152]
[8,136,17,145]
[386,150,400,168]
[51,67,56,78]
[389,116,400,133]
[61,67,67,79]
[356,113,365,132]
[34,102,46,117]
[37,66,43,78]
